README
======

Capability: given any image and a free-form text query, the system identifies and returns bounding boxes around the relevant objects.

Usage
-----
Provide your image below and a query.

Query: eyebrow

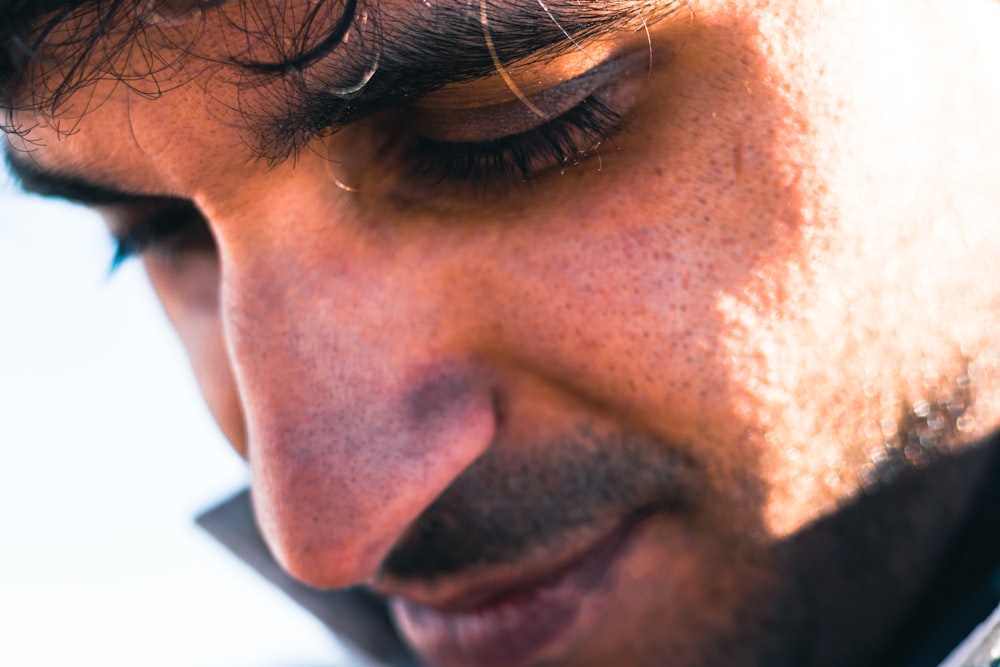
[246,0,681,159]
[4,149,136,205]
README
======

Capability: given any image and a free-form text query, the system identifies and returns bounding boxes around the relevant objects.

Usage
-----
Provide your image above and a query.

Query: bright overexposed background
[0,166,355,666]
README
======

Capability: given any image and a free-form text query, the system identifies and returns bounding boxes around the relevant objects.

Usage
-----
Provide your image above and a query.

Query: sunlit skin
[7,0,1000,665]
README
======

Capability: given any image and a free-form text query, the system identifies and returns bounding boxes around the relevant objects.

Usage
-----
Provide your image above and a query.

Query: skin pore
[6,0,1000,666]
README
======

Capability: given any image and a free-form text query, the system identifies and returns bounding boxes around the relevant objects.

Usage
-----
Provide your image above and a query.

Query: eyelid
[410,48,651,143]
[400,95,626,186]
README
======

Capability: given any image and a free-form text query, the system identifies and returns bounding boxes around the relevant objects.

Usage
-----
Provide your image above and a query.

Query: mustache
[380,425,700,580]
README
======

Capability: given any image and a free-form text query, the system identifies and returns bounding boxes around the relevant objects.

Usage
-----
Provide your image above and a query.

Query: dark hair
[3,0,136,124]
[0,0,360,134]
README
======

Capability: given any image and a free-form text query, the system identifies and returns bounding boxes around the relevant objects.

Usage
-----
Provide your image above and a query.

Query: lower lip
[389,516,649,667]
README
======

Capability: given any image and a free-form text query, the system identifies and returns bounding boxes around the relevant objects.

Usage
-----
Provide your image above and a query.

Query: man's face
[8,0,1000,665]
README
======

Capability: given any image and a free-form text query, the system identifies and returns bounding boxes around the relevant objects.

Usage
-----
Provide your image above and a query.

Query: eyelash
[109,200,214,270]
[109,96,625,265]
[400,95,625,185]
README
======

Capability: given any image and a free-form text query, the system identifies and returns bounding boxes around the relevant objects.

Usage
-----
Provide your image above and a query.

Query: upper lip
[369,509,651,613]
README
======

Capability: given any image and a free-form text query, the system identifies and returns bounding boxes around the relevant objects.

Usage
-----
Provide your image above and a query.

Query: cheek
[143,254,247,456]
[462,19,814,446]
[449,7,950,540]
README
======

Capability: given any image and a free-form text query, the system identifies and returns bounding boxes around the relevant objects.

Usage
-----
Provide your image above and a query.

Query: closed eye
[365,46,651,192]
[400,95,625,185]
[104,199,215,270]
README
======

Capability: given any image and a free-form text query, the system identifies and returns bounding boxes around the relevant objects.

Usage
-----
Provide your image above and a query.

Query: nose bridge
[213,187,497,589]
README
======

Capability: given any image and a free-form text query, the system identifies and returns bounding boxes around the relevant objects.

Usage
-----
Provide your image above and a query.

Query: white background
[0,168,355,666]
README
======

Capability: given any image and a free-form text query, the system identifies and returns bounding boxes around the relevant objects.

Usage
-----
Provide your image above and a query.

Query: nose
[210,174,498,589]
